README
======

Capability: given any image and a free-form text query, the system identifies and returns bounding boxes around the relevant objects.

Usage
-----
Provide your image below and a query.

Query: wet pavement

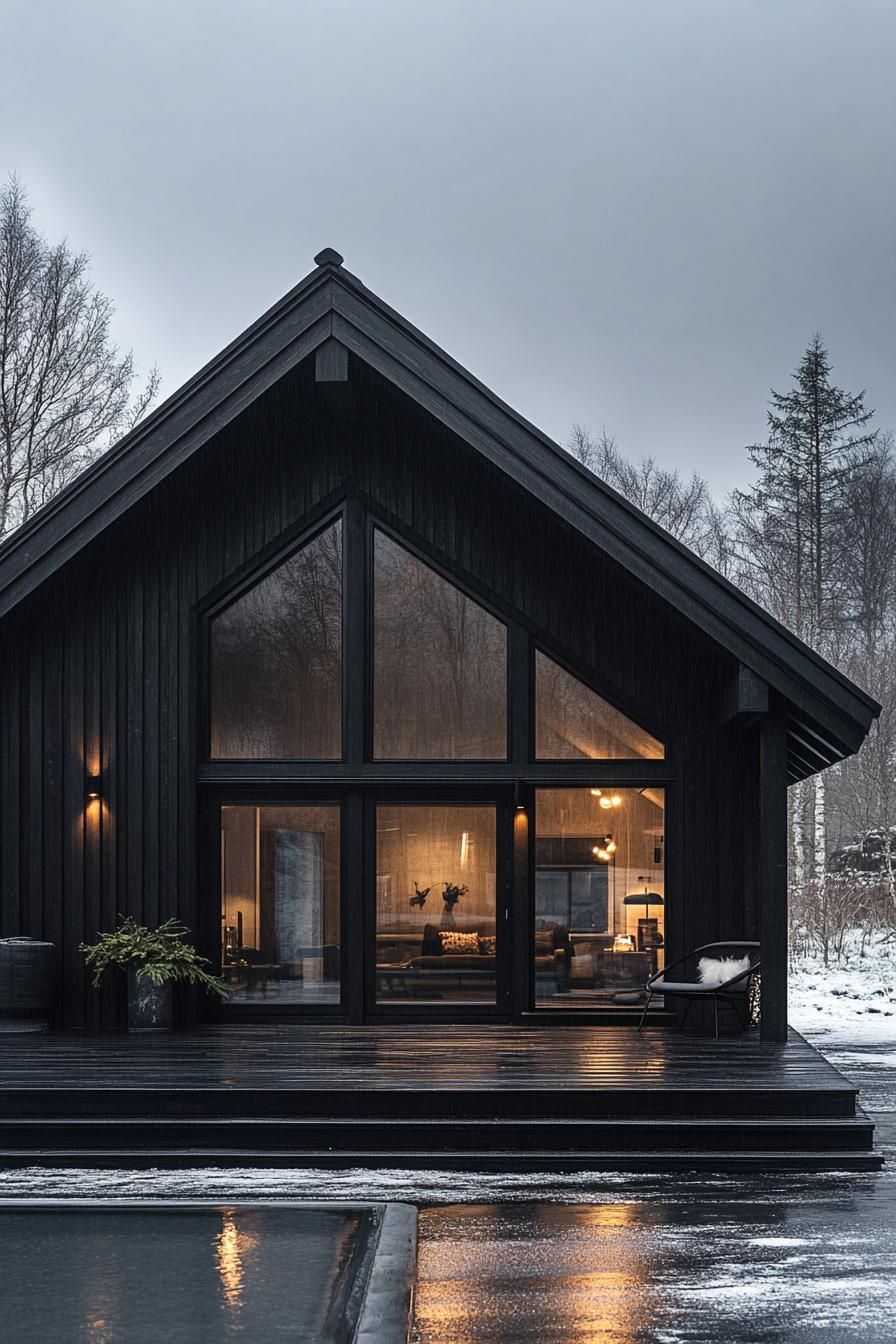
[0,1039,891,1341]
[413,1040,896,1343]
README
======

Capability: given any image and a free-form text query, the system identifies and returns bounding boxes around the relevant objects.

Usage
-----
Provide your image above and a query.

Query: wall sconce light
[86,772,101,801]
[514,781,526,812]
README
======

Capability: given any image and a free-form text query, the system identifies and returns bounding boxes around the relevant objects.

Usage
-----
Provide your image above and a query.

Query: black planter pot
[127,965,173,1031]
[0,938,55,1032]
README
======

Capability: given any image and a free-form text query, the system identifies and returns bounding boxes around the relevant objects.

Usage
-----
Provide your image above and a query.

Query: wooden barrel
[0,938,55,1031]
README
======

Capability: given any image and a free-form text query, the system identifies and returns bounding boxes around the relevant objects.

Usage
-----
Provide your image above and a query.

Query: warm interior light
[590,788,602,797]
[599,796,612,809]
[610,794,622,807]
[606,839,617,854]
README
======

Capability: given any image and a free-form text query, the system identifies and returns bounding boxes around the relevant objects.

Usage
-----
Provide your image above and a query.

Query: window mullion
[343,497,368,766]
[508,622,531,767]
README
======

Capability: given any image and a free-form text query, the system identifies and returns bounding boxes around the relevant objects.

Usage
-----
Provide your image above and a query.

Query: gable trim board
[0,254,879,778]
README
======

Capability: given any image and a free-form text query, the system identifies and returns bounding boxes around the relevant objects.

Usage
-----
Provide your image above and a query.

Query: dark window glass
[220,804,341,1007]
[210,522,342,759]
[535,651,664,759]
[373,531,507,759]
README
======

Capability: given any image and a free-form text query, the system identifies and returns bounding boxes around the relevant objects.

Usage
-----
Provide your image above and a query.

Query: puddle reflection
[416,1188,896,1343]
[0,1206,361,1343]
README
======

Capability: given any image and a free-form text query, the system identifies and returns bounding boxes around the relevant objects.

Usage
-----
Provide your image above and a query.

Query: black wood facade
[0,255,878,1041]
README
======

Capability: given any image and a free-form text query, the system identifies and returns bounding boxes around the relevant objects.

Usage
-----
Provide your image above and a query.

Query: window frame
[368,517,511,763]
[200,784,351,1021]
[201,501,347,764]
[199,495,671,777]
[531,644,667,764]
[527,781,669,1015]
[197,491,676,1025]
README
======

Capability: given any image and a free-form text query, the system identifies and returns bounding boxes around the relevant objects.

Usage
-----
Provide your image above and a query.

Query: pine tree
[732,336,877,925]
[733,335,877,656]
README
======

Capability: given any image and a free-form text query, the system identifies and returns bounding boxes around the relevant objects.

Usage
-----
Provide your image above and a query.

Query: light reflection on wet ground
[414,1040,896,1343]
[415,1185,895,1342]
[0,1206,361,1343]
[0,1040,891,1342]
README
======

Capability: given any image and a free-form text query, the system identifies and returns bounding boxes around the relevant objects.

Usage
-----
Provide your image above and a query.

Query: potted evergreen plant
[80,916,228,1031]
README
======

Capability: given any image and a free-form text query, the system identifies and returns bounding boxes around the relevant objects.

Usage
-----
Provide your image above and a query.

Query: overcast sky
[2,0,894,496]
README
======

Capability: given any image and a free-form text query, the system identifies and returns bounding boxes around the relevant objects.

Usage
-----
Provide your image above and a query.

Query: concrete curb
[354,1202,418,1344]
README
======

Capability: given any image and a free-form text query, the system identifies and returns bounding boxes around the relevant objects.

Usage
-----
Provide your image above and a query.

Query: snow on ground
[789,934,896,1047]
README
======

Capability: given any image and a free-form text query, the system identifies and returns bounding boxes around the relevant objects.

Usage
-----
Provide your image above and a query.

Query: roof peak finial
[314,247,344,268]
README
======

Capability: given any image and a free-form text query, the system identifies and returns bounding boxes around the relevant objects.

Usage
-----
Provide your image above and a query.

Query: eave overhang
[0,254,880,778]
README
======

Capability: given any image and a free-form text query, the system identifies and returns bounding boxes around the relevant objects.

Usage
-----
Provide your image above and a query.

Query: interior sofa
[375,920,574,993]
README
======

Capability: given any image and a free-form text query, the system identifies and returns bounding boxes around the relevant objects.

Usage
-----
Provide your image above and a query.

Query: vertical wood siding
[0,355,753,1026]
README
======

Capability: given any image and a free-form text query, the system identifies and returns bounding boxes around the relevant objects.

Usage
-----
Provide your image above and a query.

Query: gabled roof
[0,249,879,778]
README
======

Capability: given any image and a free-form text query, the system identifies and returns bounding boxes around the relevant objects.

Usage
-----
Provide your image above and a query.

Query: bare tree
[828,434,896,933]
[0,175,159,537]
[567,423,722,560]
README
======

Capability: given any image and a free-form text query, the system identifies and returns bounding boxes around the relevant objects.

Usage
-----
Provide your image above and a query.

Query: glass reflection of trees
[211,521,342,758]
[373,531,507,759]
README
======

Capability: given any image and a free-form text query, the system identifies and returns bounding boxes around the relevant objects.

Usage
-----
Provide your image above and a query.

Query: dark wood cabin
[0,249,878,1046]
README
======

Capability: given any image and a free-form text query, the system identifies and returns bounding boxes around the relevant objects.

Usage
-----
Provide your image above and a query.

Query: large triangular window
[535,650,664,759]
[210,520,342,758]
[373,530,507,759]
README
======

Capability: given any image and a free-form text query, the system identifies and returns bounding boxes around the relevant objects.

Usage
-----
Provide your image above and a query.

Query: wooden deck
[0,1024,880,1171]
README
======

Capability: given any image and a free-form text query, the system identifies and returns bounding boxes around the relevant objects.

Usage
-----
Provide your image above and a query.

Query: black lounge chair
[637,940,761,1037]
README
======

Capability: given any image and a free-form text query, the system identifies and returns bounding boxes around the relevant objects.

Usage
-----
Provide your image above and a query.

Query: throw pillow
[439,931,480,955]
[478,935,497,956]
[421,924,443,956]
[697,955,751,986]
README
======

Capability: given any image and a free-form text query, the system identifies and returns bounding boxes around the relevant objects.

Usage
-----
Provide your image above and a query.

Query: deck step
[0,1026,875,1172]
[0,1086,860,1120]
[0,1147,882,1172]
[0,1114,876,1155]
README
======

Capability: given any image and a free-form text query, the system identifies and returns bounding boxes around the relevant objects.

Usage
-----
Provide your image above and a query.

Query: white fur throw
[697,955,751,986]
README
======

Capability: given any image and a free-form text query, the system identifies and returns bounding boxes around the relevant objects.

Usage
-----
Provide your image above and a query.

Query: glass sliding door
[219,804,341,1006]
[374,802,499,1007]
[534,787,665,1008]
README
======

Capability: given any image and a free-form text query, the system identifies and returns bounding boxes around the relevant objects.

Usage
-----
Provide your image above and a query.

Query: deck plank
[0,1024,852,1094]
